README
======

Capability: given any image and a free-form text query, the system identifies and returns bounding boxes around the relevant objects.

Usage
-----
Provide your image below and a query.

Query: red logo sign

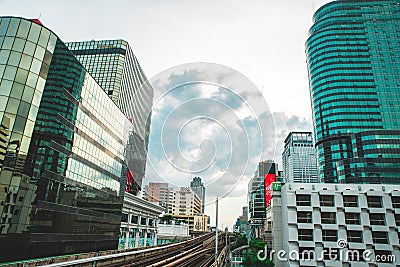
[264,174,276,207]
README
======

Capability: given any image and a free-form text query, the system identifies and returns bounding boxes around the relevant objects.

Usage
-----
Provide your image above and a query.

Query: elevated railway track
[4,232,234,267]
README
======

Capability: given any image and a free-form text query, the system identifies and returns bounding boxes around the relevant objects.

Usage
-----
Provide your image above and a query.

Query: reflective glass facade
[248,176,265,220]
[66,40,153,193]
[0,17,132,262]
[306,1,400,184]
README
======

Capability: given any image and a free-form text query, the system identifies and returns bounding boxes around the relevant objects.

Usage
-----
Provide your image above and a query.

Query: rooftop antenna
[38,12,42,20]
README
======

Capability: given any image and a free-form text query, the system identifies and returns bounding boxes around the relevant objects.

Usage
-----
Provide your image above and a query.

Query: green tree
[160,214,173,224]
[232,234,248,250]
[243,250,273,267]
[242,238,273,267]
[249,238,265,251]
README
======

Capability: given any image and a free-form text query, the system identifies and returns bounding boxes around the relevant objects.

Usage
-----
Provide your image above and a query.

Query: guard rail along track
[4,232,235,267]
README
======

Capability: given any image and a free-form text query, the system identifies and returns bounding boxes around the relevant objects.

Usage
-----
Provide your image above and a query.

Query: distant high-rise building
[248,176,265,221]
[248,160,278,222]
[66,39,153,192]
[0,17,134,261]
[143,182,173,209]
[170,187,201,216]
[282,132,318,183]
[190,177,205,213]
[234,206,249,234]
[257,160,277,177]
[306,0,400,184]
[158,186,206,232]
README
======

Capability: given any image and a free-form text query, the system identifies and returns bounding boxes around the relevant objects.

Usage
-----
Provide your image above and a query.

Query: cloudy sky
[1,0,331,230]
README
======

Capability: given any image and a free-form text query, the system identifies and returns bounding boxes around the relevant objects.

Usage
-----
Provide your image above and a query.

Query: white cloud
[1,0,330,230]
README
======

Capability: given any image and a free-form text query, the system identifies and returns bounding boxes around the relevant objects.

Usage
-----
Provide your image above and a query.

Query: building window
[367,196,382,208]
[392,196,400,208]
[347,230,363,243]
[298,229,313,241]
[319,195,334,206]
[299,247,315,260]
[395,214,400,227]
[297,211,312,223]
[343,195,358,207]
[149,219,154,227]
[372,232,388,244]
[131,215,138,224]
[121,213,128,223]
[322,230,337,242]
[345,213,360,225]
[296,194,311,206]
[347,249,365,261]
[321,212,336,224]
[369,213,385,225]
[323,247,338,260]
[140,217,147,225]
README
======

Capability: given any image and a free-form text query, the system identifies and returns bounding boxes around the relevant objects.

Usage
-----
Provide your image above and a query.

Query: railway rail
[5,232,234,267]
[40,232,229,267]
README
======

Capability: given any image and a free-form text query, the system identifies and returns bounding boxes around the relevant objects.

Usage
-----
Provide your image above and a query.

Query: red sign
[264,174,276,207]
[125,169,137,193]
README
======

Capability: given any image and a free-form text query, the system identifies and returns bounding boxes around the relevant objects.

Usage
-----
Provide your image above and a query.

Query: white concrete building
[157,222,190,244]
[267,183,400,267]
[170,187,201,216]
[119,192,165,249]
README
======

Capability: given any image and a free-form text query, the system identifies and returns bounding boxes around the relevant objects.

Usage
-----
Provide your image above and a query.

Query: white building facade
[170,187,201,215]
[157,222,190,244]
[267,183,400,267]
[282,132,318,183]
[119,192,164,249]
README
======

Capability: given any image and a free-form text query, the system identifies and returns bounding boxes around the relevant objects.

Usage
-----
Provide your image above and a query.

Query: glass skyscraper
[306,0,400,184]
[66,40,153,193]
[0,17,134,262]
[282,132,318,183]
[190,177,205,214]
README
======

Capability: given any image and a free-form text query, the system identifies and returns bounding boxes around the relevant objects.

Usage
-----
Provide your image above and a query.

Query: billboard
[264,174,276,207]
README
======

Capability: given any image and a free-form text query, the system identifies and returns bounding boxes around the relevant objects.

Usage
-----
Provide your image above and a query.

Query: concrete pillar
[143,229,147,247]
[153,230,157,245]
[154,219,158,245]
[135,229,140,248]
[124,229,129,249]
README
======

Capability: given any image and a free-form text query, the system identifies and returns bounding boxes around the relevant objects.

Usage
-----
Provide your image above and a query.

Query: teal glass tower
[0,17,134,261]
[306,1,400,184]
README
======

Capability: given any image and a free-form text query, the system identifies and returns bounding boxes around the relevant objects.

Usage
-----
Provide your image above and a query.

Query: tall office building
[66,40,153,192]
[248,176,265,220]
[248,160,278,222]
[282,132,318,183]
[0,16,135,261]
[143,182,173,209]
[190,177,205,213]
[169,187,201,216]
[306,0,400,184]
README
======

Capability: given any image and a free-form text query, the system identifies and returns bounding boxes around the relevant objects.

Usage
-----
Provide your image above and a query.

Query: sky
[1,0,332,230]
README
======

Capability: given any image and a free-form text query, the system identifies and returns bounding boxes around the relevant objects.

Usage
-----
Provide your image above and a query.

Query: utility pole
[215,197,218,264]
[225,227,228,246]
